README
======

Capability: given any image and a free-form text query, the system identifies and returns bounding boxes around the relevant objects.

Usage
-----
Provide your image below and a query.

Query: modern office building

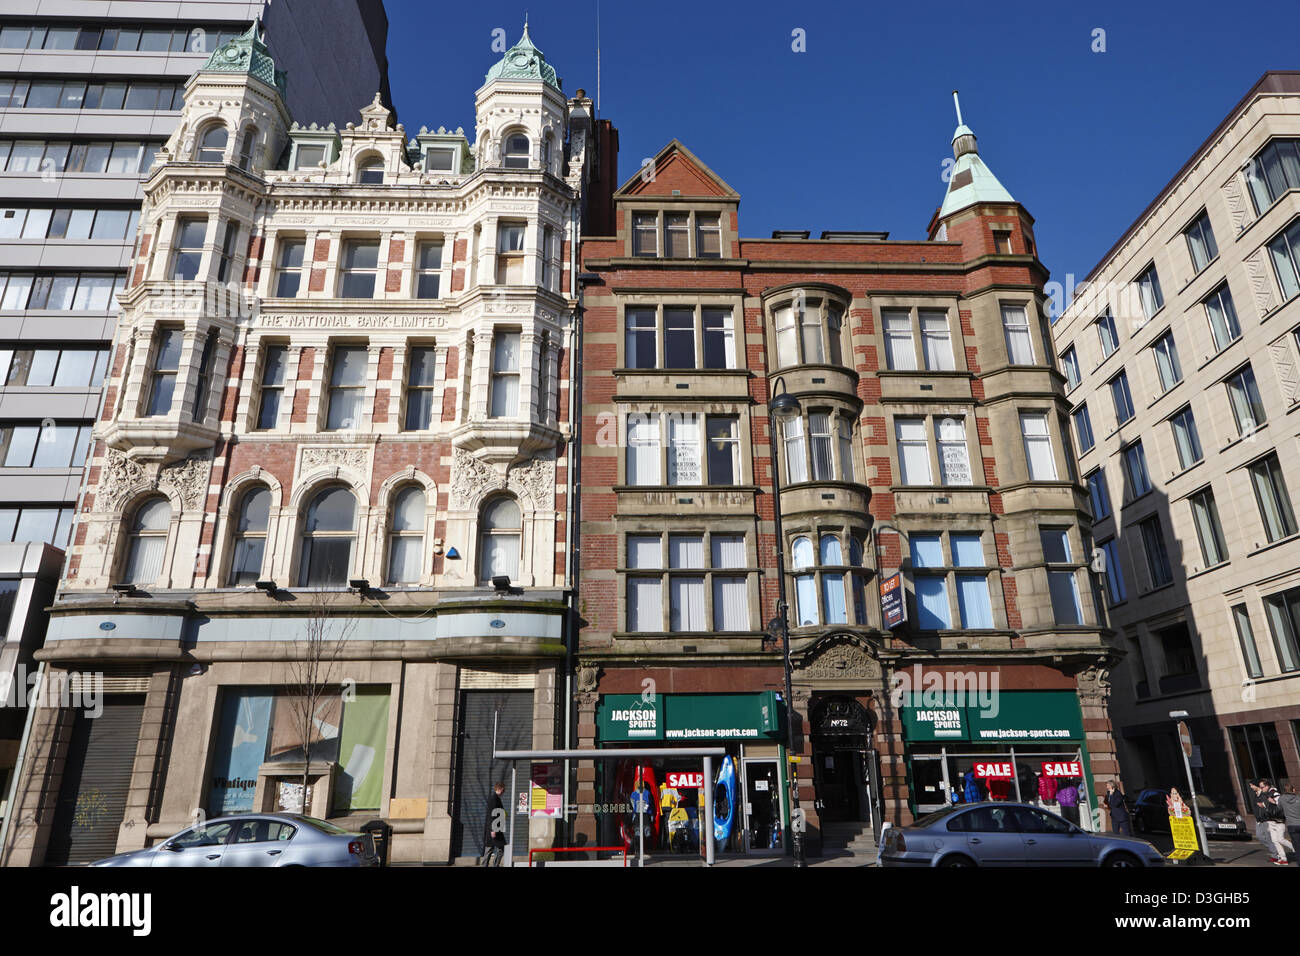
[574,109,1118,856]
[1052,71,1300,814]
[0,0,391,833]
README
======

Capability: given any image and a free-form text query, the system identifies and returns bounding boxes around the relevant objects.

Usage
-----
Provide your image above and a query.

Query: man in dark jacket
[480,782,507,867]
[1105,781,1132,836]
[1249,779,1284,865]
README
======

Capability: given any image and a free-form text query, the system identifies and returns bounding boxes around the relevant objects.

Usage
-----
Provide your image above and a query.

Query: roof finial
[952,90,964,127]
[522,12,530,41]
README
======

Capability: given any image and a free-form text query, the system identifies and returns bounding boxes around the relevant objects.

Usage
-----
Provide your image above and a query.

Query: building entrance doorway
[810,697,877,826]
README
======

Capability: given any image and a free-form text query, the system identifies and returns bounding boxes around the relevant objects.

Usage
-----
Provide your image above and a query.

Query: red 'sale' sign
[973,762,1013,778]
[1041,761,1081,777]
[665,772,703,789]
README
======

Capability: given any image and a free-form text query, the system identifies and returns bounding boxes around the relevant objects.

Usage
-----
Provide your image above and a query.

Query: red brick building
[574,122,1118,856]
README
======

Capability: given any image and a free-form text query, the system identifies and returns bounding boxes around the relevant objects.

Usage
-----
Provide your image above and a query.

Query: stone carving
[449,447,503,509]
[1270,339,1300,406]
[509,455,555,508]
[1222,175,1248,233]
[1075,663,1113,703]
[97,449,212,512]
[1244,249,1278,317]
[797,638,882,682]
[575,662,600,693]
[299,446,370,476]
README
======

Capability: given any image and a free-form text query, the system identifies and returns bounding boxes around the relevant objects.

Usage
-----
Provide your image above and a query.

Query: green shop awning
[598,692,782,743]
[901,690,1084,744]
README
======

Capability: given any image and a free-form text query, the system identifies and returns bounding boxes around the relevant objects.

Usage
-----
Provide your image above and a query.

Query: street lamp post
[767,379,806,867]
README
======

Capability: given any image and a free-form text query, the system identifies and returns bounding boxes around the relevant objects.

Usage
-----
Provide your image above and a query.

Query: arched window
[228,486,270,585]
[772,299,846,370]
[196,124,227,163]
[387,486,425,585]
[792,536,817,626]
[503,133,530,169]
[298,487,356,586]
[819,534,847,624]
[357,156,384,184]
[236,126,258,169]
[123,497,170,584]
[479,496,521,583]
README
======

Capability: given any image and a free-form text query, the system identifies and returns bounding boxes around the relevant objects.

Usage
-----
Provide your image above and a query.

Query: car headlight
[1200,815,1214,826]
[1235,814,1243,824]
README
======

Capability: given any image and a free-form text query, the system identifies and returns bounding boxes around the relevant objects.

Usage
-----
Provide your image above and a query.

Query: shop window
[256,345,287,430]
[228,486,270,585]
[122,496,170,584]
[387,486,425,585]
[298,487,356,587]
[326,346,367,431]
[479,496,521,584]
[1228,724,1288,809]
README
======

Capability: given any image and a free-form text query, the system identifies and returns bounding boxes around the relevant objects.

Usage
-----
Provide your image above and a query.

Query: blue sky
[385,0,1300,283]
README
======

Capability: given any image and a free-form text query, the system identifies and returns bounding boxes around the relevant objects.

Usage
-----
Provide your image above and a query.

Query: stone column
[1076,662,1120,832]
[422,660,458,863]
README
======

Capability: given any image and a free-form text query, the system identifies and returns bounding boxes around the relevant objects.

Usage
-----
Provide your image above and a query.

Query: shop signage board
[973,761,1014,778]
[880,573,905,628]
[1169,815,1199,853]
[900,691,1085,743]
[597,692,782,743]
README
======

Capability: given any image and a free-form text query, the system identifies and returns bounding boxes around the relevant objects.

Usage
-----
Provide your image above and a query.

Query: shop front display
[901,690,1096,829]
[595,692,787,854]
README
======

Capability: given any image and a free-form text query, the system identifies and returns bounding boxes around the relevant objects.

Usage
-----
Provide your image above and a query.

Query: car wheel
[939,854,976,868]
[1104,852,1141,868]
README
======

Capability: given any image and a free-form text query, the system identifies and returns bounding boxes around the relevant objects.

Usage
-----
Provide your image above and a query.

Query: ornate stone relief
[1270,338,1300,406]
[1244,249,1279,317]
[298,446,371,478]
[797,638,883,682]
[97,449,212,512]
[1075,664,1113,704]
[575,661,600,693]
[448,447,555,509]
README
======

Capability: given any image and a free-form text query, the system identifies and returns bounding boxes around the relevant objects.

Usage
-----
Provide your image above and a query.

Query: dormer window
[632,213,657,257]
[295,144,326,170]
[630,210,725,259]
[696,215,722,258]
[357,157,384,184]
[196,125,227,163]
[424,147,454,172]
[503,133,529,169]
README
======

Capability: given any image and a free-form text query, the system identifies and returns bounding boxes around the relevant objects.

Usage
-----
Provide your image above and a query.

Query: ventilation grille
[459,663,537,690]
[68,664,154,696]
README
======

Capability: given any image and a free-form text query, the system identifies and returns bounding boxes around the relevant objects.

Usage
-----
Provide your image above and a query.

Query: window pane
[667,414,701,485]
[664,309,695,368]
[920,312,954,370]
[1001,305,1034,364]
[705,415,739,486]
[957,575,993,628]
[951,534,983,567]
[627,578,662,631]
[915,577,950,629]
[702,309,734,369]
[1048,571,1083,625]
[669,577,706,631]
[783,416,807,484]
[883,311,916,370]
[1232,605,1263,679]
[910,534,944,568]
[712,577,747,631]
[625,309,657,369]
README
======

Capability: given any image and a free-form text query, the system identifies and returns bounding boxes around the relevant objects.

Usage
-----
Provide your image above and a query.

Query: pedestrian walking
[1105,780,1132,836]
[1278,784,1300,867]
[1248,779,1285,865]
[1257,778,1291,866]
[480,781,507,867]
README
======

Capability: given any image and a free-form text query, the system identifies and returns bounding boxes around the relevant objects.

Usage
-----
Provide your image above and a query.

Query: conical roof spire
[483,20,561,90]
[938,90,1014,218]
[199,19,286,97]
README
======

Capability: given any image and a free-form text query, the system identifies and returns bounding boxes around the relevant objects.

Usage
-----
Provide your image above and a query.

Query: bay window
[1001,304,1035,365]
[489,330,521,418]
[1041,527,1083,625]
[1020,412,1056,480]
[770,297,847,369]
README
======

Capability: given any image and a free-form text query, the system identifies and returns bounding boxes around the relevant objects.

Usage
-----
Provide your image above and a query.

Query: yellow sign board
[1167,848,1196,861]
[1169,815,1199,853]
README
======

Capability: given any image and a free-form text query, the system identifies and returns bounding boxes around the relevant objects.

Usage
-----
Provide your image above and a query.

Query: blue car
[881,802,1166,867]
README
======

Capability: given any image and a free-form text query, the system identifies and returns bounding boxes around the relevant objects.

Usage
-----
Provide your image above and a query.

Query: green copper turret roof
[200,21,287,98]
[484,21,561,91]
[938,93,1014,219]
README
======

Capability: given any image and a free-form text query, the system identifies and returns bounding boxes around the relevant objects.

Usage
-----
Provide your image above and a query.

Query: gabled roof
[615,140,739,199]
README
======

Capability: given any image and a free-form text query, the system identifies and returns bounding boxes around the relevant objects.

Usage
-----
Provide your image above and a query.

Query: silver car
[90,814,379,868]
[881,802,1167,867]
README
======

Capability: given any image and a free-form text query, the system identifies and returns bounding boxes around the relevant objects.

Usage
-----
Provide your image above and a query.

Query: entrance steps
[819,821,877,856]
